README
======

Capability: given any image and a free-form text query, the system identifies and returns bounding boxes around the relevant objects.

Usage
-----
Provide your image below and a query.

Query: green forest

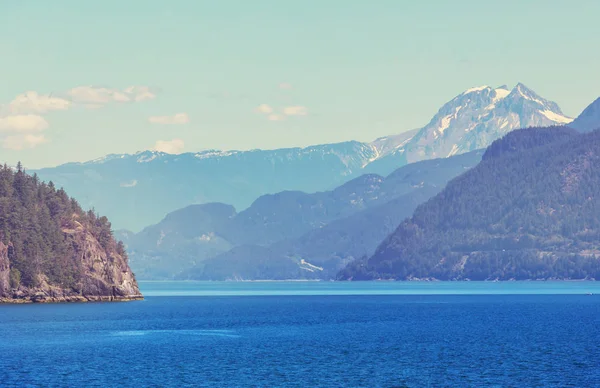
[339,127,600,280]
[0,163,125,290]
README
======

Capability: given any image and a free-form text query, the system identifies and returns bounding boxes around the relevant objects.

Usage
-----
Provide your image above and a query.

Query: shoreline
[0,295,144,304]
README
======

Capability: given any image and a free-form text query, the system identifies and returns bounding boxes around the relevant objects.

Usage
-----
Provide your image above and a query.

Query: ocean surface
[1,282,600,387]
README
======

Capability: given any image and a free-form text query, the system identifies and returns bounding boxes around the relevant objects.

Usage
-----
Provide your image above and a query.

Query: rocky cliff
[0,223,142,304]
[0,164,142,303]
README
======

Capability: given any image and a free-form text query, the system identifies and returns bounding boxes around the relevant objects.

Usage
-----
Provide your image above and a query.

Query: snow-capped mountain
[33,83,573,231]
[34,142,379,231]
[368,83,572,173]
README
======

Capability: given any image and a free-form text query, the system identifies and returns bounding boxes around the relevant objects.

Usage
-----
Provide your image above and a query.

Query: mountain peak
[569,97,600,132]
[392,82,573,163]
[462,85,491,95]
[512,82,541,100]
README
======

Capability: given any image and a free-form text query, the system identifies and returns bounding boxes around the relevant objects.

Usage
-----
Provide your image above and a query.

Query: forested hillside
[339,127,600,280]
[0,163,141,302]
[125,152,481,280]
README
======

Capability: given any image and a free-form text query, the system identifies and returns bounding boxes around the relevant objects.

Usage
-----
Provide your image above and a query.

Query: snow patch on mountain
[464,85,490,94]
[383,83,573,164]
[540,110,572,124]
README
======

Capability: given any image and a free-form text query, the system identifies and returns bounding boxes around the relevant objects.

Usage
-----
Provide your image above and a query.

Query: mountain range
[34,83,571,231]
[123,151,482,279]
[339,125,600,280]
[125,93,599,281]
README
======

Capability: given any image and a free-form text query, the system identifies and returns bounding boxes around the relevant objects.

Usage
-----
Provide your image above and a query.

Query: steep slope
[124,203,236,279]
[339,126,600,281]
[181,151,482,280]
[366,84,572,175]
[271,151,483,273]
[0,164,142,303]
[569,97,600,132]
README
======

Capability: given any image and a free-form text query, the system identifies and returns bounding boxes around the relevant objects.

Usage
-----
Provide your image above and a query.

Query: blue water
[1,282,599,387]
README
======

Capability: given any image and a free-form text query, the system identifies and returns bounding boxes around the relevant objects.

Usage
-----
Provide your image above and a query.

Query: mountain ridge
[33,83,573,231]
[338,126,600,281]
[124,151,482,280]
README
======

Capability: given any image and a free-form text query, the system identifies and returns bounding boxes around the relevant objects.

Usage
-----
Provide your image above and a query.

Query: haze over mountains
[121,151,482,279]
[34,83,571,231]
[340,126,600,281]
[568,97,600,132]
[124,93,599,281]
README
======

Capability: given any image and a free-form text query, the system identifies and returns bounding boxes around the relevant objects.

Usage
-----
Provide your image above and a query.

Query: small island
[0,163,142,303]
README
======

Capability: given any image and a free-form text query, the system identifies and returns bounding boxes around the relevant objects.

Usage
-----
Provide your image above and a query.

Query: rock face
[0,165,142,304]
[0,242,10,296]
[0,224,142,303]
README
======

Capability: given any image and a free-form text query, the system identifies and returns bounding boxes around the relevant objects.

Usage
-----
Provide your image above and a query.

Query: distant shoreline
[0,295,144,305]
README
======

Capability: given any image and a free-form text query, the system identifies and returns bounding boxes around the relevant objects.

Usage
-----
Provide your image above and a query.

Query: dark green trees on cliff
[339,127,600,280]
[0,163,123,290]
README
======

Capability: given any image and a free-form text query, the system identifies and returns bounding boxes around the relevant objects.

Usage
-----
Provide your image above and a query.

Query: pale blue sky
[1,0,599,168]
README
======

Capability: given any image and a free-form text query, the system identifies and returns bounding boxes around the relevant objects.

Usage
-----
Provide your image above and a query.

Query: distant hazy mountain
[33,83,571,231]
[569,97,600,132]
[173,151,482,281]
[339,126,600,281]
[34,142,378,231]
[123,203,236,279]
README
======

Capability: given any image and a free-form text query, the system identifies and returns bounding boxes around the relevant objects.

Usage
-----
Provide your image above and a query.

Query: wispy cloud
[8,92,71,114]
[256,104,274,114]
[120,179,138,188]
[2,134,47,150]
[123,86,156,102]
[0,84,159,151]
[279,83,293,90]
[153,138,185,154]
[282,106,308,116]
[67,85,156,106]
[0,114,49,133]
[255,103,308,121]
[0,115,50,150]
[148,113,190,125]
[268,114,284,121]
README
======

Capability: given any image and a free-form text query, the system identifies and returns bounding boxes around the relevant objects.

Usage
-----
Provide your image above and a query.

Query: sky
[1,0,600,168]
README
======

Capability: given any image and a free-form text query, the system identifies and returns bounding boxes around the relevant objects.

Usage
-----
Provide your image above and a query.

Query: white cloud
[153,138,185,154]
[279,83,293,90]
[2,134,47,150]
[124,86,156,101]
[67,86,127,104]
[0,115,49,133]
[120,179,138,188]
[268,114,284,121]
[283,106,308,116]
[256,103,308,121]
[256,104,273,114]
[8,91,71,114]
[148,113,190,125]
[67,85,156,105]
